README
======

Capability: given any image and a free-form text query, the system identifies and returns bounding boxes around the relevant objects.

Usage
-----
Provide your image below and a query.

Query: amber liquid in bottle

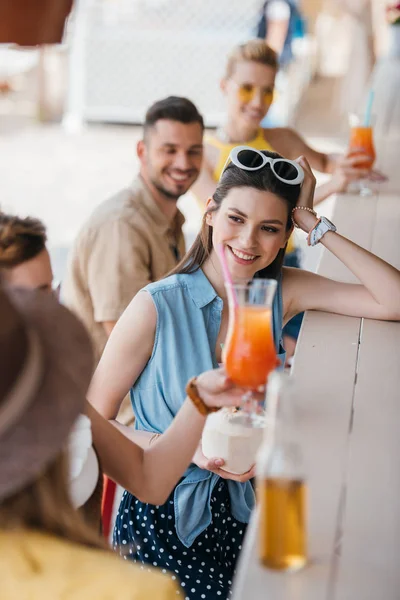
[259,476,307,571]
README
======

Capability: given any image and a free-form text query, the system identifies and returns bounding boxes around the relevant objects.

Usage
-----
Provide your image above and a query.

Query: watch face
[321,217,335,229]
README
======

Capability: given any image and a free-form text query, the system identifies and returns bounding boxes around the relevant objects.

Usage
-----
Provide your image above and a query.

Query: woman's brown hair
[170,150,301,280]
[0,213,47,269]
[0,451,107,550]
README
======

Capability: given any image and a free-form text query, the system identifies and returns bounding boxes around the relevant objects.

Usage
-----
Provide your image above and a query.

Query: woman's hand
[367,168,387,183]
[292,156,318,232]
[331,153,371,193]
[195,367,263,409]
[192,445,255,482]
[330,154,387,193]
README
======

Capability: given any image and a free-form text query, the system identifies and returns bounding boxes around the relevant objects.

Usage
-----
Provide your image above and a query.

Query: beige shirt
[63,175,185,363]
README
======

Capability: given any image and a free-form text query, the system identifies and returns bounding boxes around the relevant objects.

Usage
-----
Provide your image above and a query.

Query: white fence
[64,0,263,128]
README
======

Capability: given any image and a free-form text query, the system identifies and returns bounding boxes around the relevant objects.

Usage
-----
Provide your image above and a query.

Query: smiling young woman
[87,145,400,599]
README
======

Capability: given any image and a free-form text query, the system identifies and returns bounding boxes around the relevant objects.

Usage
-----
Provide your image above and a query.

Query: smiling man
[64,96,204,370]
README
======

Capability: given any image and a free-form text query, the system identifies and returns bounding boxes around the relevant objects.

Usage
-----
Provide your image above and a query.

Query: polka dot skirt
[114,480,246,600]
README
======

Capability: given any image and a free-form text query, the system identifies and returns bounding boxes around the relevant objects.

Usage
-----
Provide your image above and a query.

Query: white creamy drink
[202,408,265,475]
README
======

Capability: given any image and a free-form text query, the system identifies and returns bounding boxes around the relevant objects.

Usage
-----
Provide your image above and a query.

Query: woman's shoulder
[0,530,178,599]
[75,545,179,598]
[67,539,178,598]
[143,272,189,296]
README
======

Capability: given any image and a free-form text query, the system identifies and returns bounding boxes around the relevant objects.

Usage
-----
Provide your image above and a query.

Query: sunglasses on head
[220,146,305,186]
[232,82,274,105]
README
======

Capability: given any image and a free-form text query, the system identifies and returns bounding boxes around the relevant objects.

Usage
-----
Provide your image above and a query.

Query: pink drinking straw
[217,243,238,309]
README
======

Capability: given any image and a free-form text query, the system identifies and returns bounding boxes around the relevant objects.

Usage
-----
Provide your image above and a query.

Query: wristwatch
[186,377,219,416]
[307,216,337,246]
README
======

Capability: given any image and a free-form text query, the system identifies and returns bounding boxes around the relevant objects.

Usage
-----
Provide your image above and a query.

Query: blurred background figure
[0,213,53,293]
[337,0,375,115]
[63,96,203,373]
[0,286,179,599]
[256,0,307,125]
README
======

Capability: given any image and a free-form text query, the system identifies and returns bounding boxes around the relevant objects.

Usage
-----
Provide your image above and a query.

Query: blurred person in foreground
[0,285,247,597]
[0,286,179,599]
[192,39,386,363]
[63,96,204,425]
[0,212,105,529]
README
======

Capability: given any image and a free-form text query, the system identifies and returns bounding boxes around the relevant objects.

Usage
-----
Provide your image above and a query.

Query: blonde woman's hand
[290,156,318,233]
[192,445,256,483]
[329,154,387,194]
[195,367,263,410]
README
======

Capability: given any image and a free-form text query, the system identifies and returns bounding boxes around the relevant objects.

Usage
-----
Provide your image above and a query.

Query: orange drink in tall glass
[348,113,376,196]
[224,279,277,421]
[225,306,276,389]
[348,125,376,170]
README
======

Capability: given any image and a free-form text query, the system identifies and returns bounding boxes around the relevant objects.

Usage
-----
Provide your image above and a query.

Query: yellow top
[0,529,179,600]
[206,128,273,182]
[205,129,295,254]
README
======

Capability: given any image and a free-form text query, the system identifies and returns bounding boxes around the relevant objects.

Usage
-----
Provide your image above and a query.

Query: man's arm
[87,220,152,332]
[191,144,220,208]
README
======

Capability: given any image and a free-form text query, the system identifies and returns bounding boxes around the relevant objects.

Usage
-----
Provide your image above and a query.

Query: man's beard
[150,177,181,201]
[150,170,196,201]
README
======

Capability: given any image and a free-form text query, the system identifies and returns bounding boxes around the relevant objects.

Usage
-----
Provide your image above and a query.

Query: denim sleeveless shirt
[131,268,285,547]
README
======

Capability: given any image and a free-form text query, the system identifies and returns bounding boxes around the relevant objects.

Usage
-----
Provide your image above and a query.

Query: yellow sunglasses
[231,81,275,104]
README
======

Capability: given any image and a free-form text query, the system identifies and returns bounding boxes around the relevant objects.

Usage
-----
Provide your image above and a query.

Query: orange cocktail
[224,305,276,390]
[348,126,376,170]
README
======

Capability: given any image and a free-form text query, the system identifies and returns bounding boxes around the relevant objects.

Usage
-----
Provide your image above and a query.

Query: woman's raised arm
[87,291,246,505]
[283,157,400,322]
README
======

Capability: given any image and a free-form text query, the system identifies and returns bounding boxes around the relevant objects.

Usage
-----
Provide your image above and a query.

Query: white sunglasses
[220,145,304,186]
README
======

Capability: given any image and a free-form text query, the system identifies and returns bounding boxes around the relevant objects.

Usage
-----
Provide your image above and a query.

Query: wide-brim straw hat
[0,286,94,502]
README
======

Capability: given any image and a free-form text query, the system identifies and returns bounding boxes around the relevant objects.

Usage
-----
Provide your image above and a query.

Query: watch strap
[307,216,336,246]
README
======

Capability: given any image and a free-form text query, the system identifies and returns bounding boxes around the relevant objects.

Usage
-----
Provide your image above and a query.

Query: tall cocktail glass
[224,279,277,422]
[348,113,376,196]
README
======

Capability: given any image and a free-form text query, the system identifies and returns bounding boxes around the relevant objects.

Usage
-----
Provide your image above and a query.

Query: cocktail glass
[224,279,277,424]
[348,113,376,196]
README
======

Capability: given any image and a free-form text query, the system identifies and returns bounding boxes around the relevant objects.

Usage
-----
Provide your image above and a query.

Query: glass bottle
[256,370,307,572]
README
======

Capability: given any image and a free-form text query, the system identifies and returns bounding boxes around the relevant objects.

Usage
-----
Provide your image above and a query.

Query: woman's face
[222,60,276,129]
[206,186,291,281]
[3,248,54,293]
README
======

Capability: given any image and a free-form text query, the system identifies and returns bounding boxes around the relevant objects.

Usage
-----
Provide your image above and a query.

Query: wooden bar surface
[333,183,400,598]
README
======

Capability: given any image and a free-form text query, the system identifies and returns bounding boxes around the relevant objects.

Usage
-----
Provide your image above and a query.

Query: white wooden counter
[232,57,400,600]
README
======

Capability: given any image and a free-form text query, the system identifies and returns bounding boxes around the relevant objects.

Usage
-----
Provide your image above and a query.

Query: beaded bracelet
[291,206,317,229]
[186,377,219,416]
